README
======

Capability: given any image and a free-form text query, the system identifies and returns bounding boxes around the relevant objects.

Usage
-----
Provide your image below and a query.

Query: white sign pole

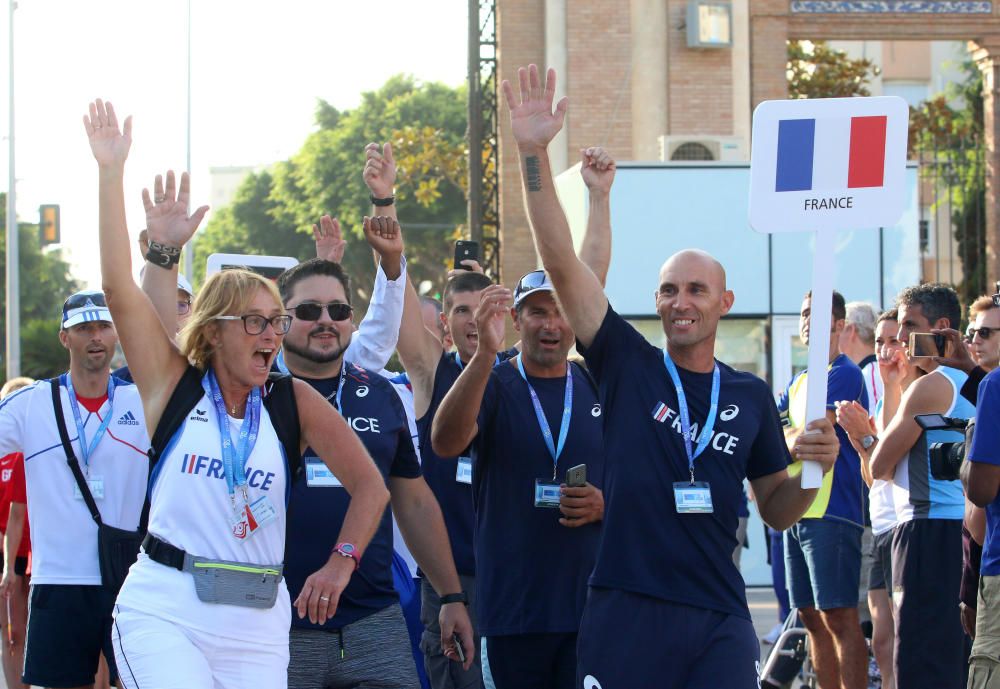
[800,230,837,488]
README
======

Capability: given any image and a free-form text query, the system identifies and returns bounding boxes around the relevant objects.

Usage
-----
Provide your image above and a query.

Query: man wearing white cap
[0,290,150,688]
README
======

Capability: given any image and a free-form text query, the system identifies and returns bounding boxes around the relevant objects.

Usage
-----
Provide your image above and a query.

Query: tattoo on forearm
[525,156,542,192]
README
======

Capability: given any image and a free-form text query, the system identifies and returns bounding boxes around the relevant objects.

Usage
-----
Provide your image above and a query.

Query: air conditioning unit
[658,135,747,162]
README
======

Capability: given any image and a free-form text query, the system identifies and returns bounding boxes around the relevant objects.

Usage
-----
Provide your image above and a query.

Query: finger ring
[319,595,330,601]
[155,196,166,203]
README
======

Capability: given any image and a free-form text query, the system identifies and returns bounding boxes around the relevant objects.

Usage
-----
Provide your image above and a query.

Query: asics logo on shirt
[720,404,740,421]
[650,402,742,456]
[117,411,140,426]
[583,677,603,689]
[180,453,276,491]
[591,404,602,417]
[356,386,369,398]
[188,409,210,422]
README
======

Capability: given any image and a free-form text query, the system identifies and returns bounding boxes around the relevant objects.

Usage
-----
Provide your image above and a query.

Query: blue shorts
[24,584,118,688]
[482,633,576,689]
[576,587,760,689]
[784,518,862,610]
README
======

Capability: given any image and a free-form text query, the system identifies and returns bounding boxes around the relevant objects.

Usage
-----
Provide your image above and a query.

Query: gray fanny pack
[182,553,283,609]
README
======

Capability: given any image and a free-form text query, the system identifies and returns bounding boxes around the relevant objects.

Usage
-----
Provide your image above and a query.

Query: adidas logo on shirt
[117,411,140,426]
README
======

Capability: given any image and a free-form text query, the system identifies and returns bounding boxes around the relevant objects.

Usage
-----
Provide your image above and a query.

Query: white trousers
[112,605,289,689]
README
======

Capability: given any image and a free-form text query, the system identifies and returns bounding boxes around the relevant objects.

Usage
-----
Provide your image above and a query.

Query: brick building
[495,0,1000,290]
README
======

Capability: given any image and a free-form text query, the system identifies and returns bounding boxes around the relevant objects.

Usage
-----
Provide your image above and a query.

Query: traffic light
[39,204,60,245]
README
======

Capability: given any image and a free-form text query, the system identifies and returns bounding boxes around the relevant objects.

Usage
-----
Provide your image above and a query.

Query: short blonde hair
[970,295,997,321]
[178,269,284,370]
[0,377,34,400]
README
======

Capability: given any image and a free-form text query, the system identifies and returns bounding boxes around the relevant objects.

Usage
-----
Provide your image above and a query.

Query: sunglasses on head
[514,270,547,298]
[289,302,353,322]
[971,326,996,340]
[64,291,107,311]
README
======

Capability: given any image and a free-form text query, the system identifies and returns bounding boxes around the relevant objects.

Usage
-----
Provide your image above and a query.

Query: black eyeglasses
[971,326,996,341]
[64,291,107,311]
[177,299,192,316]
[215,314,292,335]
[288,302,353,322]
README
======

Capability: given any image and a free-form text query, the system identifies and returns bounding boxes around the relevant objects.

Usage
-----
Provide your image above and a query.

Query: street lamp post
[6,0,19,378]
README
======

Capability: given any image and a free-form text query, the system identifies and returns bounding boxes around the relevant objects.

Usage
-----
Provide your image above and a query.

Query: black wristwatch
[145,240,182,268]
[369,194,395,207]
[439,591,468,606]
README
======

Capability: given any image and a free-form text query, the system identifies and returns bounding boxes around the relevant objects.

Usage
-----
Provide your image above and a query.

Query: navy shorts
[23,584,119,688]
[784,518,862,610]
[868,528,894,591]
[891,518,965,689]
[576,587,759,689]
[482,632,576,689]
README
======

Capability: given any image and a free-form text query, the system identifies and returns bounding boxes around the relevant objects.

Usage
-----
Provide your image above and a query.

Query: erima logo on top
[775,115,887,193]
[117,411,140,426]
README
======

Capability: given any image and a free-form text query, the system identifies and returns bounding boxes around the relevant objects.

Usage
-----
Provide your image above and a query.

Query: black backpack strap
[49,377,103,527]
[263,373,302,481]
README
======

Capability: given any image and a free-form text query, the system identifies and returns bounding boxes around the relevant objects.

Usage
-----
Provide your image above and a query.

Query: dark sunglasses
[64,291,107,311]
[289,302,353,322]
[215,314,292,335]
[971,326,996,341]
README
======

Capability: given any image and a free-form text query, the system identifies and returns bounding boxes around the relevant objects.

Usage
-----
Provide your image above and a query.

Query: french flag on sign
[775,116,888,193]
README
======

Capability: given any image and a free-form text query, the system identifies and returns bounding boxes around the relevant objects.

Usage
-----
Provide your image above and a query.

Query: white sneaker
[762,622,783,645]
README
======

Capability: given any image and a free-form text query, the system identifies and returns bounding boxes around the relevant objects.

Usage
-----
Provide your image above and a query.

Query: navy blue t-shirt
[417,349,518,577]
[472,359,604,636]
[285,363,421,630]
[579,307,790,620]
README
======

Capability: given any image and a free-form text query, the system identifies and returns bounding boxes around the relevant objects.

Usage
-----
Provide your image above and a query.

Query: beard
[282,327,349,365]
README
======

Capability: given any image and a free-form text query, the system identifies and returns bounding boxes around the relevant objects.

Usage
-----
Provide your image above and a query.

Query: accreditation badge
[245,495,277,536]
[73,476,105,501]
[534,479,561,509]
[305,457,343,487]
[455,457,473,485]
[673,481,714,514]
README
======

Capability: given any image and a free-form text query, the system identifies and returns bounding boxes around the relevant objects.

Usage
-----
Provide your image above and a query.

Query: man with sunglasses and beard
[277,230,474,689]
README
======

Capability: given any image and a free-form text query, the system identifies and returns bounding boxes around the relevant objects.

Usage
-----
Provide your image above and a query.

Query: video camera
[914,414,976,482]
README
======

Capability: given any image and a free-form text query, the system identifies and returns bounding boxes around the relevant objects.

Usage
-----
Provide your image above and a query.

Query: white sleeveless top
[116,390,290,645]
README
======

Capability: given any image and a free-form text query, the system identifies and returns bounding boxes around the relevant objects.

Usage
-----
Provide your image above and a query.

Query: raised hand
[83,99,132,169]
[932,327,977,373]
[141,171,209,249]
[363,142,396,198]
[834,400,876,442]
[475,285,512,356]
[362,216,405,261]
[314,215,347,263]
[501,64,568,149]
[446,259,484,282]
[880,347,909,389]
[580,147,616,194]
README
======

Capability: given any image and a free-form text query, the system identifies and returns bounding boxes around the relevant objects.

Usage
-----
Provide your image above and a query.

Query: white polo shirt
[0,376,150,585]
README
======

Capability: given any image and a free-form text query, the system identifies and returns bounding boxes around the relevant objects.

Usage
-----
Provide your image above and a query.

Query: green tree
[787,40,881,99]
[193,75,468,314]
[0,193,80,380]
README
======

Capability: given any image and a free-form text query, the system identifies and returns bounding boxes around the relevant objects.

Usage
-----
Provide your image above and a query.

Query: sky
[0,0,469,288]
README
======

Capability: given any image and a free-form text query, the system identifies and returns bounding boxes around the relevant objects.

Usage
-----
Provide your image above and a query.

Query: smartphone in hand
[566,464,587,488]
[454,241,480,270]
[452,632,466,664]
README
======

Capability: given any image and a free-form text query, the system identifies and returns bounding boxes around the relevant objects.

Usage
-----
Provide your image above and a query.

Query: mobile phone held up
[909,332,946,358]
[566,464,587,488]
[454,241,480,271]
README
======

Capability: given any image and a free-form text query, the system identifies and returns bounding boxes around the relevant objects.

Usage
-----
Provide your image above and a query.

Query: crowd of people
[0,62,998,689]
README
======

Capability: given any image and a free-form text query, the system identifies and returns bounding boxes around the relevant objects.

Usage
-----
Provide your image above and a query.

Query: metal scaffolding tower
[467,0,501,280]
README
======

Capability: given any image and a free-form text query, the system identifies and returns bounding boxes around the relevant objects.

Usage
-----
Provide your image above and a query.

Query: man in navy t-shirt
[278,256,474,688]
[501,63,840,689]
[431,272,605,689]
[965,368,1000,686]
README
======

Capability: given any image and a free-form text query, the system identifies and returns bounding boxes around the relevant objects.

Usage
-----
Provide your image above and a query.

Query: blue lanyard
[454,351,499,370]
[64,374,115,473]
[205,369,261,506]
[330,367,347,412]
[515,355,573,479]
[662,351,720,483]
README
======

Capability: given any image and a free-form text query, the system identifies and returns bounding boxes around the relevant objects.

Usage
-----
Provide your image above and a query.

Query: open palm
[502,65,568,149]
[142,170,209,248]
[84,99,132,168]
[475,286,512,354]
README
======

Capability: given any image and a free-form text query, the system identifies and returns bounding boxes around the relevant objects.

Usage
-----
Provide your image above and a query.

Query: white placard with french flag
[749,96,909,234]
[749,96,909,489]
